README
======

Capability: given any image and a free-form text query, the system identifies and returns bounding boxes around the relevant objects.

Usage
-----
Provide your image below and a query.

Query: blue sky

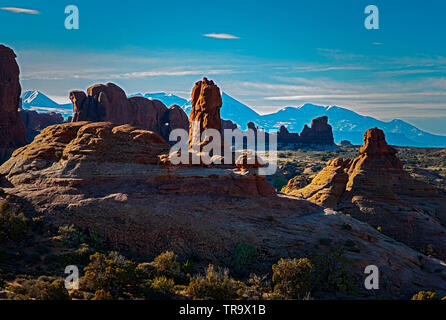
[1,0,446,134]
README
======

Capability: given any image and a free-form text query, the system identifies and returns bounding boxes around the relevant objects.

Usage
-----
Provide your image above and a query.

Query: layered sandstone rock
[0,45,26,162]
[286,128,446,260]
[162,104,190,138]
[19,109,64,142]
[70,83,189,142]
[1,124,446,297]
[189,78,223,149]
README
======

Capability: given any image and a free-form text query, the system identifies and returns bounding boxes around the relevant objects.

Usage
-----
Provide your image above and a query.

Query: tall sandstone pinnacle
[188,78,223,150]
[0,45,27,162]
[285,127,446,259]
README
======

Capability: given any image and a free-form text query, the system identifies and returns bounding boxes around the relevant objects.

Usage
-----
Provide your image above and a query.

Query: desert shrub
[9,276,70,300]
[238,274,272,300]
[181,259,195,275]
[272,258,313,299]
[135,262,157,280]
[186,265,243,300]
[229,243,256,276]
[411,290,439,300]
[0,202,28,243]
[58,243,92,266]
[312,247,358,296]
[80,252,137,299]
[92,289,113,300]
[149,276,175,297]
[153,251,181,279]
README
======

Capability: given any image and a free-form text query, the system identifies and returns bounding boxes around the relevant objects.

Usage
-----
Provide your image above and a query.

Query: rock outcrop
[277,126,300,144]
[0,45,26,162]
[276,116,335,146]
[19,109,64,142]
[1,123,446,298]
[70,83,189,142]
[338,140,353,147]
[189,78,223,150]
[286,128,446,260]
[299,116,335,145]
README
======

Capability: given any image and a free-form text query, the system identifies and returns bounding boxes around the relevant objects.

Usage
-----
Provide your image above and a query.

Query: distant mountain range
[21,90,446,147]
[21,90,72,118]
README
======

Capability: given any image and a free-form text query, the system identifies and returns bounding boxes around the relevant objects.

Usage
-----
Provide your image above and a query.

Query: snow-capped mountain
[252,104,446,147]
[130,92,188,108]
[181,92,261,126]
[21,91,72,118]
[21,90,446,147]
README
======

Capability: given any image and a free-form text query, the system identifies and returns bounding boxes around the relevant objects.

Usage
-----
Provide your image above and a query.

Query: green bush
[58,225,86,248]
[229,243,256,276]
[411,290,439,300]
[272,258,313,299]
[9,276,70,300]
[80,252,137,299]
[0,202,28,243]
[312,247,358,295]
[186,265,243,300]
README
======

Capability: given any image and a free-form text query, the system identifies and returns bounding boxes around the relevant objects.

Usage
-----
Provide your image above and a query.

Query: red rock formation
[161,104,190,140]
[221,119,238,131]
[0,45,27,162]
[19,109,64,142]
[276,116,335,146]
[189,78,223,149]
[70,83,189,142]
[286,128,446,260]
[299,116,335,145]
[277,126,300,144]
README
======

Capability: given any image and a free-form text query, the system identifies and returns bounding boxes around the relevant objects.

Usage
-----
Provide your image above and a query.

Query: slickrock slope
[70,83,189,142]
[0,45,27,162]
[19,109,64,142]
[1,124,446,297]
[286,128,446,260]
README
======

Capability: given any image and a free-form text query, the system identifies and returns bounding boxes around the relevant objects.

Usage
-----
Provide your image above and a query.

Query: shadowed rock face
[0,45,27,162]
[70,83,189,142]
[19,109,64,142]
[300,116,335,145]
[286,128,446,260]
[189,78,223,149]
[277,116,335,146]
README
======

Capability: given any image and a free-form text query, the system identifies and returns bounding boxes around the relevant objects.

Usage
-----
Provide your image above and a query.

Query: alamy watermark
[169,123,278,176]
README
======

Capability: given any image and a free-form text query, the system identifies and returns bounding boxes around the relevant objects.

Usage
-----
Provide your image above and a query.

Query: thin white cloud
[1,7,39,14]
[203,33,240,40]
[264,92,446,101]
[109,69,235,79]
